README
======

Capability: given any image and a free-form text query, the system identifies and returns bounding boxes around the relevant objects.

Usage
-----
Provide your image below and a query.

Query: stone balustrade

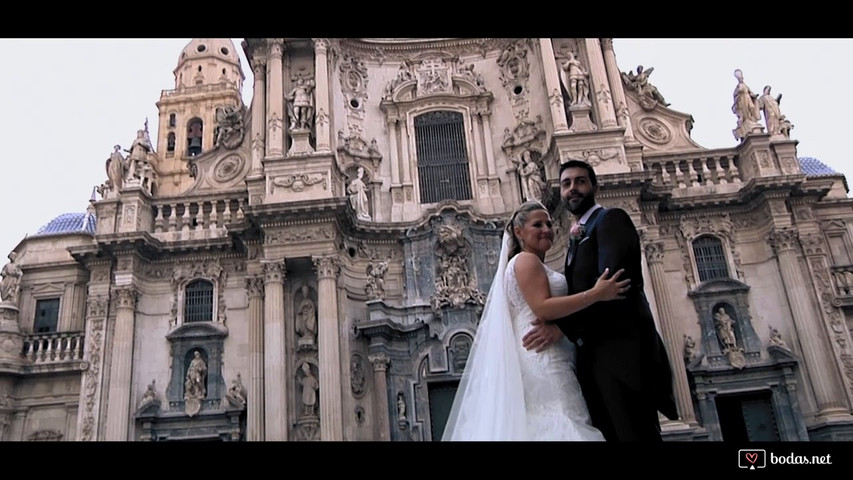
[161,82,240,98]
[831,265,853,297]
[644,149,742,189]
[152,195,246,242]
[22,331,85,365]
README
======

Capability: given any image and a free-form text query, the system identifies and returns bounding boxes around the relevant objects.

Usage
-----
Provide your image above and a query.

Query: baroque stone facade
[2,38,853,442]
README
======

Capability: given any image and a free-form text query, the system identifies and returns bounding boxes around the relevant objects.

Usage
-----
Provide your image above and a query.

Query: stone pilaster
[600,38,634,139]
[645,241,696,426]
[539,38,569,133]
[104,286,137,441]
[369,353,391,441]
[312,255,343,441]
[313,39,331,153]
[250,58,267,175]
[769,228,849,419]
[262,260,287,440]
[246,275,265,441]
[266,39,285,157]
[584,38,618,129]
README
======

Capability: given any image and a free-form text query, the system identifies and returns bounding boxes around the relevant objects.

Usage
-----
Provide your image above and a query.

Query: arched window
[169,113,176,128]
[693,235,729,282]
[167,132,176,153]
[184,279,214,323]
[414,111,472,203]
[187,118,203,156]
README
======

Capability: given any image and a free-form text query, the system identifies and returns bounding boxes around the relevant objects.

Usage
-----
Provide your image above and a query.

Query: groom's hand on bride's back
[522,320,563,352]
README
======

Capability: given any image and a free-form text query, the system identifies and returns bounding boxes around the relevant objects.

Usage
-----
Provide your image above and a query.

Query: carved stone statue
[560,51,590,106]
[757,85,793,139]
[683,334,698,363]
[350,357,365,396]
[768,325,789,350]
[517,149,546,202]
[105,145,126,195]
[137,379,160,413]
[184,350,207,400]
[347,167,371,221]
[295,286,317,348]
[396,392,407,421]
[0,252,23,305]
[731,69,763,141]
[286,76,316,131]
[714,307,737,353]
[365,259,389,299]
[299,363,319,416]
[224,373,247,410]
[621,65,669,108]
[214,104,245,149]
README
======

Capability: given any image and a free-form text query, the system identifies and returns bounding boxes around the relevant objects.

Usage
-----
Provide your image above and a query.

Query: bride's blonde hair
[505,200,548,259]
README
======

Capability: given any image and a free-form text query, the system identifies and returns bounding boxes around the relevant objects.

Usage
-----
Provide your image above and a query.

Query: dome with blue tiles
[33,212,96,237]
[798,157,838,177]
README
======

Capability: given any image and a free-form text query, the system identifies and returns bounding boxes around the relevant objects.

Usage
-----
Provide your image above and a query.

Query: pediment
[688,277,750,296]
[166,320,228,340]
[625,92,704,153]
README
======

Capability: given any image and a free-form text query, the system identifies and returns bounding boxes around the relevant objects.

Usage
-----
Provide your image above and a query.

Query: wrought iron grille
[693,235,730,282]
[184,280,214,323]
[414,111,472,203]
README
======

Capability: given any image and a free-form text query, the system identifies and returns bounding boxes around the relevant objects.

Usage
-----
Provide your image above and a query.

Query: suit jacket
[557,207,678,421]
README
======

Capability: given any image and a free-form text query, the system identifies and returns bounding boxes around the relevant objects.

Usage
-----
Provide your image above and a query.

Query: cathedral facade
[1,38,852,441]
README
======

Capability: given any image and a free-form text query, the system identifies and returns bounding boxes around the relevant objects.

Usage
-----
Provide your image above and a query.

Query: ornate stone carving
[644,241,665,264]
[563,148,622,167]
[714,306,746,369]
[430,223,487,313]
[677,214,744,282]
[683,334,699,364]
[416,57,453,96]
[86,296,108,318]
[80,317,105,441]
[350,353,367,398]
[212,155,245,182]
[768,325,790,350]
[246,276,265,298]
[214,105,245,150]
[365,260,389,300]
[266,226,335,245]
[450,334,472,371]
[637,117,672,145]
[136,379,161,414]
[262,260,286,283]
[340,53,369,100]
[501,115,546,160]
[295,285,317,350]
[28,430,63,441]
[496,39,530,89]
[768,228,799,253]
[621,65,669,110]
[114,286,137,310]
[800,233,826,256]
[313,255,341,280]
[184,350,207,417]
[368,353,390,371]
[270,173,327,193]
[223,373,247,410]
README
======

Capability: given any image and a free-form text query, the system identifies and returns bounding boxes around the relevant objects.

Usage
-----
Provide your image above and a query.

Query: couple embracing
[443,160,678,442]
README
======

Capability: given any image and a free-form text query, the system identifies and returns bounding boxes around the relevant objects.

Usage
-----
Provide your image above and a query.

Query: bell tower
[155,38,246,196]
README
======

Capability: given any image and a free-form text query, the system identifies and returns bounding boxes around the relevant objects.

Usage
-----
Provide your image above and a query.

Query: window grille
[414,111,472,203]
[693,236,729,282]
[184,280,214,323]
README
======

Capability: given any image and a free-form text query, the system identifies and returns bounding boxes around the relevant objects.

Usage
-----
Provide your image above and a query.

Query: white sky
[1,38,850,260]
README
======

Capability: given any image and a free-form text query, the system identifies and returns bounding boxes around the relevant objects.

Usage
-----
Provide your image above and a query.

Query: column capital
[768,227,799,254]
[268,39,284,58]
[600,38,614,51]
[644,241,666,264]
[262,260,286,283]
[251,58,267,77]
[246,275,266,298]
[86,295,109,318]
[113,286,137,310]
[369,353,390,371]
[312,255,341,280]
[312,38,330,53]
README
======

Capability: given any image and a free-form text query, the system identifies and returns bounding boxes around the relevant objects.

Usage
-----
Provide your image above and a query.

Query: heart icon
[745,453,758,464]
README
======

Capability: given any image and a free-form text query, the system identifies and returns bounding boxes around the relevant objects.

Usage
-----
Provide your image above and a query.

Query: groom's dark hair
[559,160,598,187]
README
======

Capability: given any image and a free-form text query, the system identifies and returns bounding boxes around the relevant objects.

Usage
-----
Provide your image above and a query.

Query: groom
[523,160,678,441]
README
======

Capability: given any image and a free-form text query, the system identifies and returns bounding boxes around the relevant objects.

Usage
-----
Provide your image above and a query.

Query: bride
[442,200,629,441]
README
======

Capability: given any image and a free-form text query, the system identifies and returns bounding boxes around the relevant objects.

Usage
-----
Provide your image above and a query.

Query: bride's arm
[513,252,627,322]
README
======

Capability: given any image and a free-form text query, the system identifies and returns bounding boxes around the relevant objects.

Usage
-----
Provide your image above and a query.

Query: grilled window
[414,111,472,203]
[693,235,730,282]
[184,280,214,323]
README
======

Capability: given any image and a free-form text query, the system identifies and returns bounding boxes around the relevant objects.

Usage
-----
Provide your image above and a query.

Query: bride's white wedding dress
[504,255,604,441]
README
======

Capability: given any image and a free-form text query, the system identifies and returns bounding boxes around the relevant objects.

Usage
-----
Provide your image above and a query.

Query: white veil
[442,231,528,441]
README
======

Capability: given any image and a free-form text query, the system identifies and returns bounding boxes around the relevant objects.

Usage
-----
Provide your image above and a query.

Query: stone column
[312,255,343,441]
[600,38,634,139]
[538,38,569,133]
[104,286,137,441]
[399,121,412,185]
[250,58,267,175]
[584,38,618,129]
[770,228,850,418]
[246,275,265,441]
[266,39,285,157]
[481,111,497,177]
[644,242,696,425]
[369,353,391,441]
[313,38,331,153]
[262,260,288,440]
[387,117,401,186]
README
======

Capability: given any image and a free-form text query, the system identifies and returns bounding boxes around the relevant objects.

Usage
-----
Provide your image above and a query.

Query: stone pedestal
[288,129,314,156]
[568,104,598,133]
[0,304,24,372]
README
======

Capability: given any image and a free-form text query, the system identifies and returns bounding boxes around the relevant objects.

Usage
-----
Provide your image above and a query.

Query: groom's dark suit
[557,206,678,441]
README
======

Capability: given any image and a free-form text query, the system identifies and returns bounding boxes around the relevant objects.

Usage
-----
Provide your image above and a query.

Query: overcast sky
[1,38,850,261]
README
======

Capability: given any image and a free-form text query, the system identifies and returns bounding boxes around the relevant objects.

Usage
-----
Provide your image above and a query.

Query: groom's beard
[563,192,596,216]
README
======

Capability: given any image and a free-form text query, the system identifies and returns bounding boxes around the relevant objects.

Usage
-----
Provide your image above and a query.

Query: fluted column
[481,111,497,177]
[584,38,618,129]
[246,275,265,441]
[250,58,267,174]
[770,228,849,418]
[266,39,284,157]
[104,286,137,441]
[60,282,86,331]
[313,38,331,152]
[387,117,401,186]
[262,260,287,440]
[312,255,343,441]
[645,242,696,425]
[600,38,634,139]
[470,113,486,178]
[539,38,569,133]
[369,353,391,441]
[399,121,412,184]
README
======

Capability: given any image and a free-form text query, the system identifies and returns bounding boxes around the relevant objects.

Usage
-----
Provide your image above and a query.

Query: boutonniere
[569,223,586,241]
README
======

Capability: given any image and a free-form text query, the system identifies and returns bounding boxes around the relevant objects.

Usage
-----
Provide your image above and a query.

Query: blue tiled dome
[33,212,96,237]
[798,157,837,177]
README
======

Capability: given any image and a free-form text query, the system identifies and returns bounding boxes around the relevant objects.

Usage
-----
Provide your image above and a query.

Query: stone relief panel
[350,353,368,398]
[264,225,336,245]
[269,172,328,194]
[429,222,486,314]
[339,53,369,138]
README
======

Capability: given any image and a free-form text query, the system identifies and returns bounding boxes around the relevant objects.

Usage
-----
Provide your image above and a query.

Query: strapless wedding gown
[505,256,604,441]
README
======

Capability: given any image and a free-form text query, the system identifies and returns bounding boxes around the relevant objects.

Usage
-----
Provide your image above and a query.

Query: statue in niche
[350,356,366,396]
[365,259,389,299]
[105,145,126,195]
[224,373,247,410]
[0,252,23,305]
[757,85,793,139]
[714,307,737,353]
[347,167,371,221]
[286,75,315,131]
[295,285,317,348]
[185,351,207,399]
[516,149,546,202]
[731,69,763,141]
[396,392,407,421]
[621,65,669,107]
[560,51,590,106]
[299,363,319,417]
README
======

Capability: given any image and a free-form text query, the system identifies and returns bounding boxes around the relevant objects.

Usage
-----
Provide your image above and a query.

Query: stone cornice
[339,38,504,59]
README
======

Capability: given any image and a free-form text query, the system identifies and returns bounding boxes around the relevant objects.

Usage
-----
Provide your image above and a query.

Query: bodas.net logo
[739,449,767,469]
